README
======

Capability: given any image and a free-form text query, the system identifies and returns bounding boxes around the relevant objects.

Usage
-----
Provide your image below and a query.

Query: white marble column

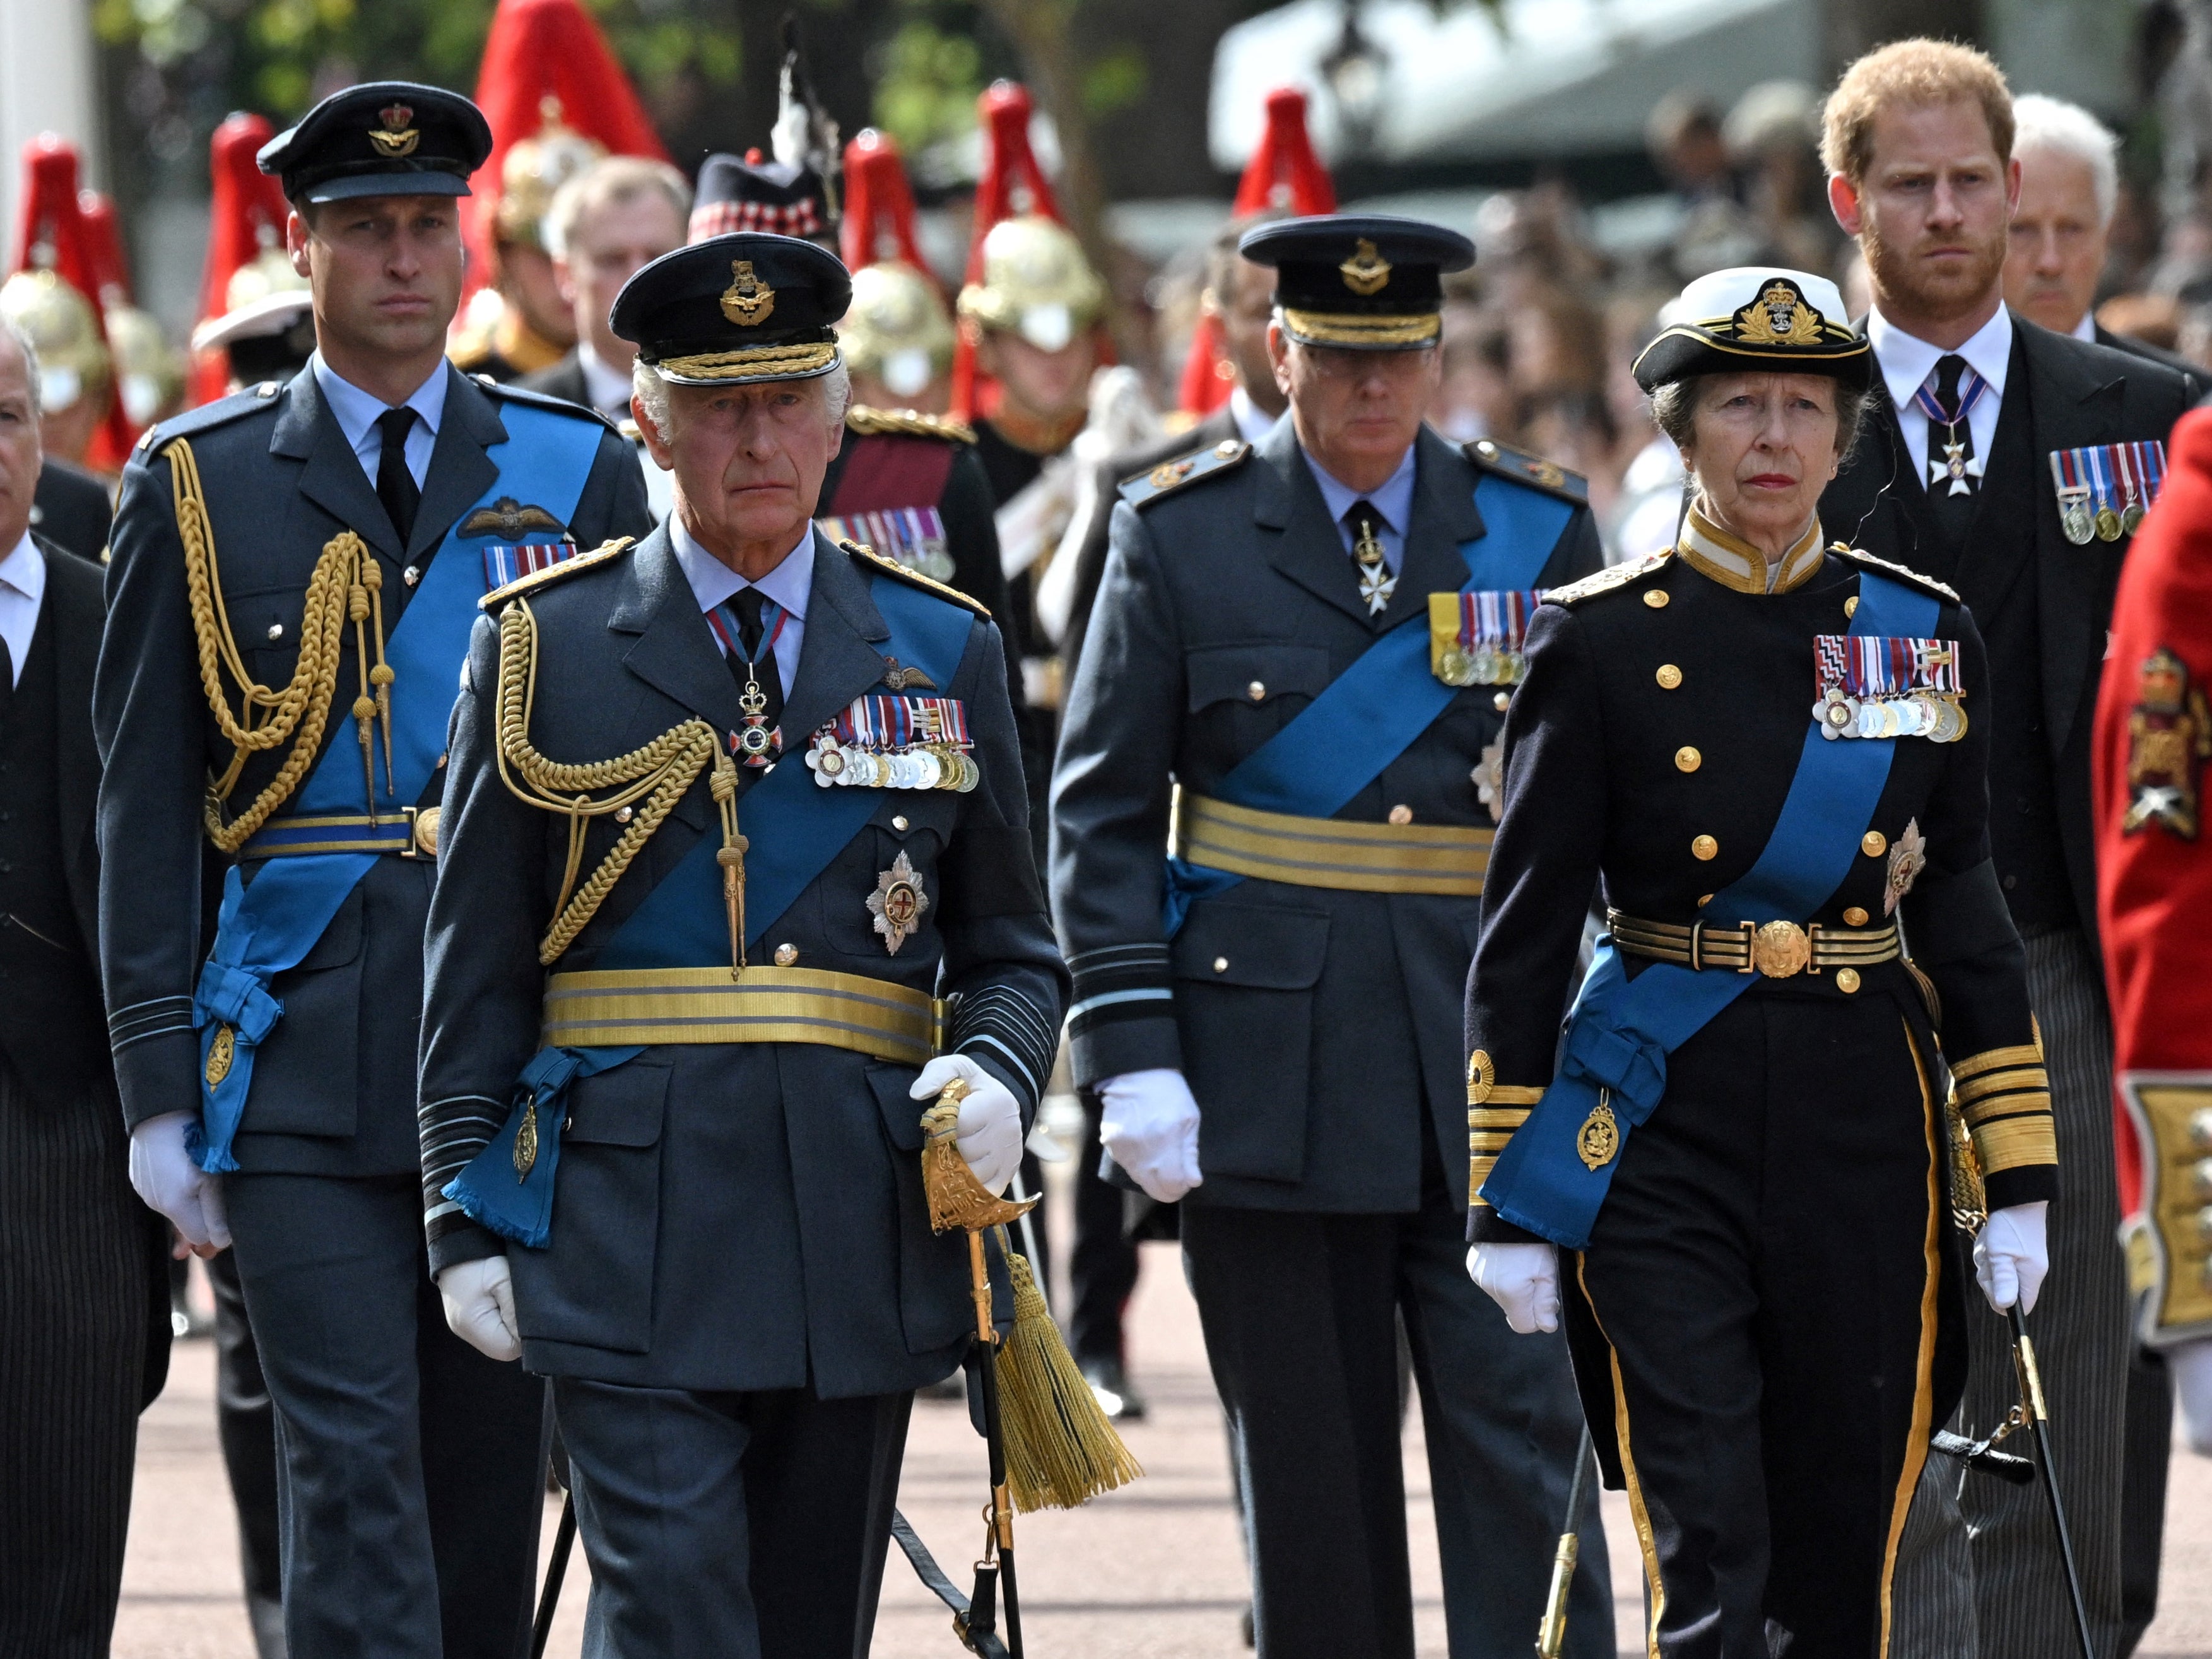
[0,0,102,254]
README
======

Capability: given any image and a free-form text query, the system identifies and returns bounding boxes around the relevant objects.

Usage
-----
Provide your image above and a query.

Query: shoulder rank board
[1119,439,1250,510]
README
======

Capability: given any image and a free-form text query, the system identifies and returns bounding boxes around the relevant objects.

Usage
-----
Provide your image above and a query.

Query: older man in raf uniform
[418,232,1066,1657]
[94,82,650,1657]
[1051,214,1609,1657]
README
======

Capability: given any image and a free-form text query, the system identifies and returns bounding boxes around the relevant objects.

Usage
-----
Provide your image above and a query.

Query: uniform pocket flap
[1170,899,1330,988]
[289,882,363,972]
[1185,644,1331,712]
[867,1061,927,1152]
[563,1060,670,1147]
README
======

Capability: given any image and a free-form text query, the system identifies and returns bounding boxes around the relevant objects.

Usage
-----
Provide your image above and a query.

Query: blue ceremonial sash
[189,403,604,1172]
[445,566,975,1247]
[1478,569,1940,1248]
[1162,473,1575,933]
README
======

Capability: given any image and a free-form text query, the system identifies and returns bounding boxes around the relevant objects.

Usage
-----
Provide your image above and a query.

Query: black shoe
[1078,1357,1147,1422]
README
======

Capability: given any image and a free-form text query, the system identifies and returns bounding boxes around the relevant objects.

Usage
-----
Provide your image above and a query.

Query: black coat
[516,351,597,415]
[1819,314,2197,947]
[30,458,112,564]
[418,526,1067,1394]
[93,364,653,1176]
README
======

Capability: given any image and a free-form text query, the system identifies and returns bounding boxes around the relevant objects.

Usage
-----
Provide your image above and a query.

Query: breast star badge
[1883,817,1927,916]
[866,851,929,955]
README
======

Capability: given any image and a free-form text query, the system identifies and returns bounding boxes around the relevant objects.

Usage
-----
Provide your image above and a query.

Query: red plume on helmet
[1178,85,1336,416]
[464,0,668,288]
[840,128,929,275]
[9,136,128,463]
[192,113,291,403]
[76,188,152,464]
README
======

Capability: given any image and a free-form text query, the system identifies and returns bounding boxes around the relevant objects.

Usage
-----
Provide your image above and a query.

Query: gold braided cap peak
[479,536,635,611]
[841,537,991,618]
[1547,547,1673,608]
[845,404,977,444]
[1831,544,1960,604]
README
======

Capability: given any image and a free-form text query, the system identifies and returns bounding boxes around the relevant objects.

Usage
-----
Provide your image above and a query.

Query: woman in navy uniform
[1463,268,2059,1656]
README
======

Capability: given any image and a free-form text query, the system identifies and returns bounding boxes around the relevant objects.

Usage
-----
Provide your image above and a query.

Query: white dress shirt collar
[669,517,814,693]
[1302,440,1420,574]
[0,529,46,687]
[2071,312,2097,343]
[578,345,633,418]
[311,351,447,488]
[1868,303,2013,413]
[1229,386,1280,446]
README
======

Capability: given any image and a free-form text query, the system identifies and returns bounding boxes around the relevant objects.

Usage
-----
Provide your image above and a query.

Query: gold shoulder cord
[493,598,748,970]
[170,436,397,851]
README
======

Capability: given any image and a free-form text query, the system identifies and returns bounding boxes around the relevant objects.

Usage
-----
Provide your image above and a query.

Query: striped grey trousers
[1890,929,2166,1658]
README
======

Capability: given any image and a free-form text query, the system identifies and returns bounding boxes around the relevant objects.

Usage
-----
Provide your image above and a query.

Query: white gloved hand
[127,1109,230,1256]
[1468,1241,1562,1333]
[1974,1200,2050,1314]
[2170,1337,2212,1458]
[1096,1068,1203,1203]
[437,1255,521,1362]
[911,1054,1025,1195]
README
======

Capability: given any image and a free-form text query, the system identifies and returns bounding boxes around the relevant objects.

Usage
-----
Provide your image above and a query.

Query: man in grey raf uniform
[418,231,1066,1657]
[1051,214,1610,1657]
[95,82,650,1658]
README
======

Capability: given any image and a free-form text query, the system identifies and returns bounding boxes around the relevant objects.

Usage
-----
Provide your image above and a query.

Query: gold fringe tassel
[996,1249,1144,1513]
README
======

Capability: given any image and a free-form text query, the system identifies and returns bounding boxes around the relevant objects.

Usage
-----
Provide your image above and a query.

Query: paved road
[117,1213,2211,1656]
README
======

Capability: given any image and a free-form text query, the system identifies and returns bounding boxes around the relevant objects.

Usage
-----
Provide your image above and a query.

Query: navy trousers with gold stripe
[1563,989,1967,1659]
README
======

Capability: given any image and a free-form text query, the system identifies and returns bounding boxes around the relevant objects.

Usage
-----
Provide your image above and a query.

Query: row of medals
[1815,685,1967,743]
[2059,490,2144,546]
[1435,646,1527,688]
[804,735,981,791]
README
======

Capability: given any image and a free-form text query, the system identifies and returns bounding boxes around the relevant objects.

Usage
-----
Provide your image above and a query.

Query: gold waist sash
[1170,788,1490,897]
[541,965,943,1066]
[1607,909,1901,977]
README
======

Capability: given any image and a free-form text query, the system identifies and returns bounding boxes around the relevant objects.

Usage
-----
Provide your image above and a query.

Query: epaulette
[1546,548,1673,607]
[842,538,991,618]
[1832,543,1960,603]
[846,404,976,444]
[1466,437,1589,505]
[135,385,279,457]
[472,375,625,436]
[1118,438,1250,509]
[479,537,635,610]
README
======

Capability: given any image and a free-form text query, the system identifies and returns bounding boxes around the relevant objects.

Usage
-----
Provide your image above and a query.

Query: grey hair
[0,317,42,418]
[630,358,851,440]
[1650,372,1867,459]
[2011,94,2121,228]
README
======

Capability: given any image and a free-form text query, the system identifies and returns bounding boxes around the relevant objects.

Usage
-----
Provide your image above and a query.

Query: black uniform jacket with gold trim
[93,363,651,1178]
[1464,529,2056,1245]
[417,525,1066,1396]
[1050,416,1601,1215]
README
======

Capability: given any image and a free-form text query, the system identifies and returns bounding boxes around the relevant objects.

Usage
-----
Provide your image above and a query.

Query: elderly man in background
[2006,93,2205,389]
[0,316,170,1658]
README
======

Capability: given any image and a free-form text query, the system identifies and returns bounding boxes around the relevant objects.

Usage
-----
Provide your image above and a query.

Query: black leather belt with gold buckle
[1606,908,1900,977]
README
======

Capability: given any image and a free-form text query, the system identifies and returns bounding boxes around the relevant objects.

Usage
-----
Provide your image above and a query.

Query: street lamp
[1320,4,1389,158]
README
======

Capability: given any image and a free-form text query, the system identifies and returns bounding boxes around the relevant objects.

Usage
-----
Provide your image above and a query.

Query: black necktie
[729,587,784,731]
[375,406,421,546]
[1346,500,1395,616]
[1924,354,1978,539]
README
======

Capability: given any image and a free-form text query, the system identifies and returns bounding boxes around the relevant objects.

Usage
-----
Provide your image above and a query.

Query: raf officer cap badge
[612,233,853,387]
[1632,267,1871,393]
[1237,213,1474,352]
[257,81,493,206]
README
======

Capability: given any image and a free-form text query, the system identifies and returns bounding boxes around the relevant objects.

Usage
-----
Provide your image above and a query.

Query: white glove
[1096,1068,1203,1203]
[1974,1200,2049,1314]
[437,1255,521,1362]
[1468,1241,1561,1333]
[2170,1337,2212,1458]
[128,1109,230,1256]
[912,1054,1024,1195]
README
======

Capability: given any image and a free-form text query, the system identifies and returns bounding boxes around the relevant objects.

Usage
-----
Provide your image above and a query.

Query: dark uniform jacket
[1464,534,2056,1237]
[1819,314,2196,951]
[417,525,1067,1396]
[30,458,112,564]
[821,408,1016,627]
[516,350,597,416]
[1052,418,1601,1215]
[93,363,651,1175]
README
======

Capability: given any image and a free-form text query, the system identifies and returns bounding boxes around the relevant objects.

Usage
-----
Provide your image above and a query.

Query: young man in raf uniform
[94,82,651,1657]
[419,232,1066,1656]
[1051,213,1609,1656]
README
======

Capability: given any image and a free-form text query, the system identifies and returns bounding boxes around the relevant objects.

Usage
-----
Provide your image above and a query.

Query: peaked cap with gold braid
[1632,266,1871,391]
[612,230,850,386]
[1237,213,1472,352]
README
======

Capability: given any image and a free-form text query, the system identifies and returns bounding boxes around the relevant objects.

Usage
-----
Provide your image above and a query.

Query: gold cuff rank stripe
[541,965,943,1066]
[1948,1039,2045,1080]
[1949,1036,2056,1176]
[1172,789,1490,897]
[1973,1114,2060,1175]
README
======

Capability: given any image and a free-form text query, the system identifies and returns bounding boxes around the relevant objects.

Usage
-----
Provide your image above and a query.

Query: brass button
[1697,893,1713,907]
[1844,595,1859,618]
[1493,691,1511,711]
[774,943,798,967]
[892,815,909,831]
[1843,906,1869,927]
[1692,834,1719,861]
[614,805,633,824]
[1247,680,1266,702]
[1212,956,1229,974]
[1862,830,1888,857]
[1644,589,1669,609]
[1674,746,1701,772]
[1835,967,1862,993]
[1387,804,1413,825]
[1656,664,1683,689]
